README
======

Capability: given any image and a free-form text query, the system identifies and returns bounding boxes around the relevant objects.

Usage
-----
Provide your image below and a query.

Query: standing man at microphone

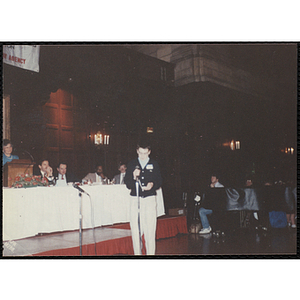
[124,142,162,255]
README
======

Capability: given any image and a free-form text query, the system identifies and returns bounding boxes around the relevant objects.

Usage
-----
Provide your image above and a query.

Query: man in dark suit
[55,162,77,186]
[112,163,127,184]
[33,159,55,185]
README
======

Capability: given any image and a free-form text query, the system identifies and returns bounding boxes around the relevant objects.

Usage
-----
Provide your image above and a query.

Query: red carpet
[33,215,187,256]
[110,215,188,239]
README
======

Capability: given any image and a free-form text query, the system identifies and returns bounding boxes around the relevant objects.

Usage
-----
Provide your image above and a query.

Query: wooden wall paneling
[3,95,11,139]
[59,150,76,175]
[61,108,73,127]
[49,91,59,104]
[46,149,59,170]
[43,103,59,125]
[45,125,59,148]
[41,89,77,176]
[61,127,74,150]
[60,89,73,107]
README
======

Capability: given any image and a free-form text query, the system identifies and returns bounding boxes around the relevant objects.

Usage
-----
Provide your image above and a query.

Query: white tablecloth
[3,185,165,241]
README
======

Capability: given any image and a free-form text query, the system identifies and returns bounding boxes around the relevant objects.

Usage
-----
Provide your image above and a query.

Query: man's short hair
[211,173,220,180]
[38,159,49,166]
[245,174,255,182]
[136,143,151,151]
[118,162,126,168]
[95,164,103,171]
[57,162,67,168]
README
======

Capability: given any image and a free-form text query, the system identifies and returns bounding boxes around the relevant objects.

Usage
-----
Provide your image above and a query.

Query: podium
[3,159,35,187]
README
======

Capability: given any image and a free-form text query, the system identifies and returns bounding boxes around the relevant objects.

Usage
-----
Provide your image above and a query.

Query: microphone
[23,150,35,163]
[135,165,140,180]
[14,148,35,162]
[72,183,90,196]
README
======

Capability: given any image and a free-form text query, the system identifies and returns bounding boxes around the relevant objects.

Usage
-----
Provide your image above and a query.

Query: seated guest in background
[112,163,127,184]
[34,159,55,185]
[292,184,297,228]
[245,178,254,187]
[256,178,274,231]
[209,174,224,188]
[3,139,19,165]
[198,174,224,235]
[55,162,77,186]
[244,175,264,230]
[284,179,296,229]
[82,164,108,184]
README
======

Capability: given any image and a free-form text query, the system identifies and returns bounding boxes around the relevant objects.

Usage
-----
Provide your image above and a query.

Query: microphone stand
[16,149,35,175]
[135,178,143,255]
[77,191,83,256]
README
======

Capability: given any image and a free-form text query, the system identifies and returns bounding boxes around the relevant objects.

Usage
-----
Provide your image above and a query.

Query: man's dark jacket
[124,158,162,198]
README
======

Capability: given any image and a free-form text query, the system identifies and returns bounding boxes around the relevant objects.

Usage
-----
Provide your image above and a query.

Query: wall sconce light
[284,147,294,155]
[230,140,235,150]
[147,127,154,133]
[94,131,110,145]
[94,132,102,144]
[224,140,241,150]
[104,135,110,145]
[223,140,241,150]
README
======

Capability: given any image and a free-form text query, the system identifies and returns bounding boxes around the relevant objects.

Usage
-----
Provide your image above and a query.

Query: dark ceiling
[3,43,297,186]
[3,43,297,102]
[3,43,297,147]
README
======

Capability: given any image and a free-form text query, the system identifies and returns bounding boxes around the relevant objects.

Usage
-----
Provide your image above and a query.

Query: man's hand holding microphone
[133,167,153,191]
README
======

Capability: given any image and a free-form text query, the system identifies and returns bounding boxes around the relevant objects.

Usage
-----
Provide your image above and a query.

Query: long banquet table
[3,184,165,241]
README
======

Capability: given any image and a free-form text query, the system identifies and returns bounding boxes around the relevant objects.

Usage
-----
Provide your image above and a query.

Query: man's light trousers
[130,195,157,255]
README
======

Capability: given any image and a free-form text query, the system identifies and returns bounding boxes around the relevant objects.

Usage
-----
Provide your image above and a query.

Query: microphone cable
[86,193,97,256]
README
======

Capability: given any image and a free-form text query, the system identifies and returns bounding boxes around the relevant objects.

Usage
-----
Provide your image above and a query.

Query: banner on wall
[3,45,40,72]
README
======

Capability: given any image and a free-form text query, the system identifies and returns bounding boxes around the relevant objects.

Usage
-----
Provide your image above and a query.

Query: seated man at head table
[33,159,55,185]
[112,163,127,184]
[55,162,78,186]
[3,139,19,166]
[82,164,109,184]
